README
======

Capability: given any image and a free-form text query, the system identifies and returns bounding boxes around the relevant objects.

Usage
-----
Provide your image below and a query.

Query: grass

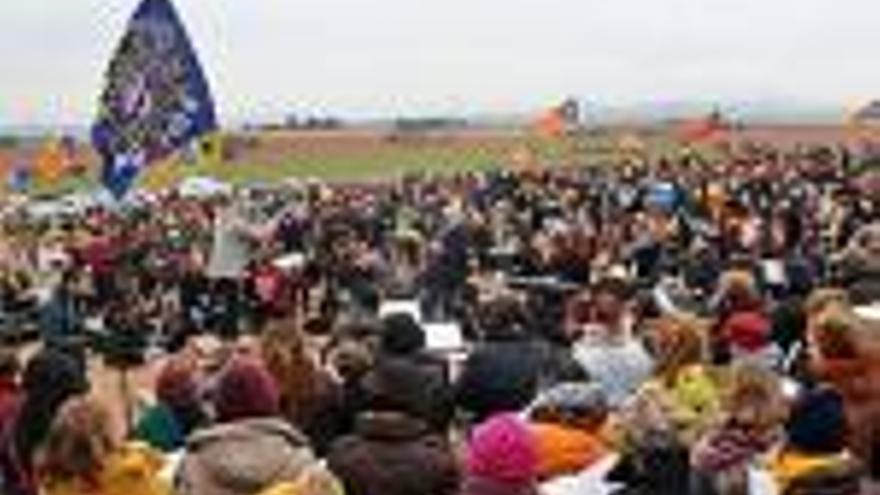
[138,134,591,189]
[11,131,690,196]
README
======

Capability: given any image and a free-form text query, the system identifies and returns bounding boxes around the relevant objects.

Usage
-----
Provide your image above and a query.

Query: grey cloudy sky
[0,0,878,125]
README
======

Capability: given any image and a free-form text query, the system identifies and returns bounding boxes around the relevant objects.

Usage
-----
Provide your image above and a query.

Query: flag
[675,110,727,144]
[0,152,8,179]
[59,135,87,176]
[92,0,217,198]
[34,139,68,185]
[531,99,579,138]
[196,132,224,167]
[533,108,565,138]
[141,155,180,191]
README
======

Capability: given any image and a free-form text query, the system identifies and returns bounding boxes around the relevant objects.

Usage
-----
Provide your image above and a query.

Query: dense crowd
[0,142,878,495]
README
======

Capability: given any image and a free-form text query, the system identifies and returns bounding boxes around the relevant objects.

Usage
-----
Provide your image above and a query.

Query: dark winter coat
[327,412,459,495]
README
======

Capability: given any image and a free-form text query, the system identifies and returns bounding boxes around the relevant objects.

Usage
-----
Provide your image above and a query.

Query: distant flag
[92,0,217,198]
[532,99,579,138]
[59,135,86,176]
[196,133,224,168]
[675,109,727,144]
[533,108,565,138]
[0,152,8,178]
[34,139,68,185]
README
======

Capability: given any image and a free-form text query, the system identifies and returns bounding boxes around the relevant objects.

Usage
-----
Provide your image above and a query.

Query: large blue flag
[92,0,217,198]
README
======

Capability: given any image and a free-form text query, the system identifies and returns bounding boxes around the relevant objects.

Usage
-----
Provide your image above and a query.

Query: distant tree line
[245,115,346,132]
[393,117,469,132]
[0,135,20,149]
[284,115,344,130]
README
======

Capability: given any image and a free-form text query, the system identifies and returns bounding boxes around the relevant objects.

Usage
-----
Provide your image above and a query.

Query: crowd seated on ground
[0,143,878,494]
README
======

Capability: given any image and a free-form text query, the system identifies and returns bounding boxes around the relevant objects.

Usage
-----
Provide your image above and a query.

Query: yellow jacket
[257,464,345,495]
[40,443,171,495]
[768,450,851,493]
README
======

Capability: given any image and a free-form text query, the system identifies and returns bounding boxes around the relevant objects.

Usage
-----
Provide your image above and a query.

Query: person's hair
[592,277,631,303]
[260,319,323,420]
[333,320,380,342]
[724,364,787,434]
[37,396,115,488]
[804,288,850,319]
[0,347,19,378]
[327,338,374,382]
[379,313,425,354]
[717,270,761,312]
[13,349,88,471]
[810,307,862,360]
[786,386,848,455]
[650,313,707,385]
[304,316,334,337]
[478,295,526,339]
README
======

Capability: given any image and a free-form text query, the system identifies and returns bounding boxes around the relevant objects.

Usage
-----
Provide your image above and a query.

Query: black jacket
[455,336,559,423]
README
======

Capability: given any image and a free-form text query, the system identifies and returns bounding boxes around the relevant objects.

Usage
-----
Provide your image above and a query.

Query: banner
[92,0,217,198]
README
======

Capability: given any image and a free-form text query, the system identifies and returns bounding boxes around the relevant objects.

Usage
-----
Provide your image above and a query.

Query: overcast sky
[0,0,878,126]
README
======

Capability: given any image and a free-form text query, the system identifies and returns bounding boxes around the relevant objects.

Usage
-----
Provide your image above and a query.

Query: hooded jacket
[327,412,459,495]
[176,417,315,495]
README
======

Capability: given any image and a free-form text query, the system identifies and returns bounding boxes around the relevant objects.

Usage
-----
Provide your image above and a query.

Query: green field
[3,128,734,196]
[29,133,597,195]
[129,131,685,191]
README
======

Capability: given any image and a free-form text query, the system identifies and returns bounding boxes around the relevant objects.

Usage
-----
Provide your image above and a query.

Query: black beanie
[786,386,847,455]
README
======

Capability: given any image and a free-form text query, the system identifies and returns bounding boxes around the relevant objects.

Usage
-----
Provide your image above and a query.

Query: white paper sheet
[423,322,465,352]
[272,252,306,271]
[762,259,786,286]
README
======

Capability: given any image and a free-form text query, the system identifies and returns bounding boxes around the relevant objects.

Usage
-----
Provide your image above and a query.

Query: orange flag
[533,108,565,138]
[34,139,68,184]
[0,152,8,194]
[675,111,728,144]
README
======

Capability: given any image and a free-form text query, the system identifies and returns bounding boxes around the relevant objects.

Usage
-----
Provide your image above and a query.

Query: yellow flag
[197,132,224,168]
[141,155,180,191]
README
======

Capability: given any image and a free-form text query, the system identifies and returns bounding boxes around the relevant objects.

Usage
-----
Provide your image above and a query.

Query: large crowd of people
[0,142,878,494]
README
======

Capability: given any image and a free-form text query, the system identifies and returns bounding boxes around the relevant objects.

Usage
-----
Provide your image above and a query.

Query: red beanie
[215,358,280,422]
[466,414,538,484]
[723,311,770,352]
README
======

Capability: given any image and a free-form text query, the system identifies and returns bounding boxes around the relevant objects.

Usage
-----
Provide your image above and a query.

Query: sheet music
[423,322,465,352]
[762,258,786,286]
